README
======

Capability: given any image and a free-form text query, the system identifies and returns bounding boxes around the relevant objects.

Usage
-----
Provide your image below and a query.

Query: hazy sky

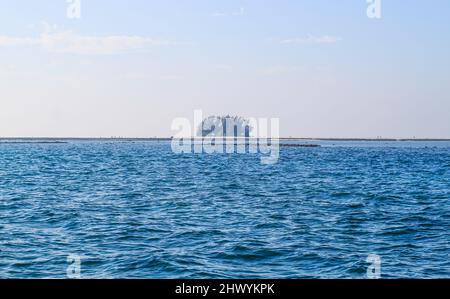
[0,0,449,138]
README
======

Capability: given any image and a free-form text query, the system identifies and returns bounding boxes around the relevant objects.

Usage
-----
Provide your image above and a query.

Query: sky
[0,0,449,138]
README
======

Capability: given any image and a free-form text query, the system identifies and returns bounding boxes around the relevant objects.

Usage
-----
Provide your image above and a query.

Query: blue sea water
[0,140,449,278]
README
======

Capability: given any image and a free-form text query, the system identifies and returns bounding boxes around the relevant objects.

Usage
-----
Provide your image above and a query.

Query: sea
[0,139,449,278]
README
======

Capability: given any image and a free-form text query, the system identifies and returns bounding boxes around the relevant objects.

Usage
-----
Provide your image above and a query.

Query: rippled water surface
[0,140,449,278]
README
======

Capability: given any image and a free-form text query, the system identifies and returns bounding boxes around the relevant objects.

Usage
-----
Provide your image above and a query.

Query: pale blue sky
[0,0,449,138]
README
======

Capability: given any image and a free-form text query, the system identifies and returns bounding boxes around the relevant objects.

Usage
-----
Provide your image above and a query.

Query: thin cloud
[280,35,341,45]
[0,30,190,55]
[0,36,39,47]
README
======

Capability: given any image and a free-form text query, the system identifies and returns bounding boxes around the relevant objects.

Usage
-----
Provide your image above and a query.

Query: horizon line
[1,137,450,142]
